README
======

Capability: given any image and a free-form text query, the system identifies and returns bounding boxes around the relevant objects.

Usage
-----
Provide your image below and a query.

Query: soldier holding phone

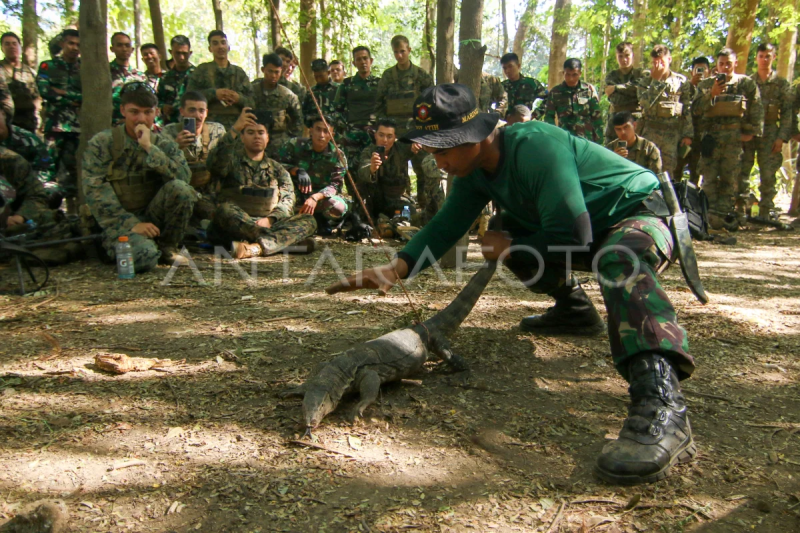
[676,57,711,184]
[605,111,663,174]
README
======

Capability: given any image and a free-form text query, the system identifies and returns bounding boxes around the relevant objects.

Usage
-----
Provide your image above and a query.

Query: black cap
[311,59,329,72]
[400,83,499,148]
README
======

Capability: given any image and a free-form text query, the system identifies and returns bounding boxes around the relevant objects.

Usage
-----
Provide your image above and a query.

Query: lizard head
[303,389,337,429]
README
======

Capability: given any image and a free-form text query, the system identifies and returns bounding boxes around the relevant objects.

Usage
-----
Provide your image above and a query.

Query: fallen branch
[288,439,359,459]
[545,501,566,533]
[108,459,146,471]
[683,388,732,402]
[571,498,624,506]
[263,316,304,323]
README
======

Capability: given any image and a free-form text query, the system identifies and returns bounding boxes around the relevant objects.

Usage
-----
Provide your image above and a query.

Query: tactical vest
[184,127,212,188]
[764,102,780,122]
[345,81,378,126]
[271,109,288,133]
[106,126,162,213]
[705,94,746,118]
[217,162,279,217]
[376,149,408,198]
[386,66,422,118]
[5,67,36,113]
[653,93,683,118]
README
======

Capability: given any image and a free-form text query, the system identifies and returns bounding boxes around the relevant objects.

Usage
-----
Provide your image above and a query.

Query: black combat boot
[596,352,696,485]
[519,284,605,336]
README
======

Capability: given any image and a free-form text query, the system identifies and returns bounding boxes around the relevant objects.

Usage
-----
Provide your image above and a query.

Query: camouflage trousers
[44,132,80,199]
[641,120,682,179]
[207,204,316,255]
[410,150,432,208]
[499,211,693,379]
[740,123,783,209]
[101,180,196,273]
[699,129,742,214]
[676,136,702,184]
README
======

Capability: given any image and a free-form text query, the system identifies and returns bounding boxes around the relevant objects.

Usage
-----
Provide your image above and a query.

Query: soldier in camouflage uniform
[606,111,663,174]
[109,32,146,124]
[82,86,195,271]
[675,57,711,183]
[205,108,316,259]
[544,58,604,143]
[604,42,645,142]
[357,118,443,225]
[162,90,226,222]
[158,35,195,126]
[637,45,693,179]
[187,30,254,130]
[140,43,164,91]
[252,53,303,158]
[303,59,340,123]
[329,60,345,84]
[278,116,349,234]
[1,32,41,133]
[693,48,763,224]
[333,46,380,178]
[739,43,794,212]
[479,73,508,116]
[275,47,307,104]
[1,123,59,206]
[37,29,81,201]
[500,52,547,119]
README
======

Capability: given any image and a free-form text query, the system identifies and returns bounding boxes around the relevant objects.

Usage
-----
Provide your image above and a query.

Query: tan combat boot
[232,241,263,259]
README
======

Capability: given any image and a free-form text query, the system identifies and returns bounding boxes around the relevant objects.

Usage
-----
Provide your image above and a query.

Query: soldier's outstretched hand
[326,260,409,296]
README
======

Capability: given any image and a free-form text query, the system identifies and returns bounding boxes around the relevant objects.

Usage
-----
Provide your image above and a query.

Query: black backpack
[674,180,711,240]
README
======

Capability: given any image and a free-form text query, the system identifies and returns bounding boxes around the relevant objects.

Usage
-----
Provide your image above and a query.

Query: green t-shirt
[398,121,660,271]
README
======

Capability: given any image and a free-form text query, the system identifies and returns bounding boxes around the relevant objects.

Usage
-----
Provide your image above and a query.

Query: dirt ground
[1,220,800,533]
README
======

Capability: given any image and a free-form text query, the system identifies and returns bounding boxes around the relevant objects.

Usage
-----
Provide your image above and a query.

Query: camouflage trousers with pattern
[499,211,693,380]
[740,122,783,209]
[699,129,742,214]
[640,121,682,179]
[207,203,317,256]
[101,180,196,272]
[44,132,80,199]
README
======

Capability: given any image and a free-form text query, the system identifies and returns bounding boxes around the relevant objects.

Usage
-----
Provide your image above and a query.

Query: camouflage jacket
[36,57,81,133]
[543,81,604,143]
[279,77,307,104]
[82,127,190,233]
[605,67,645,113]
[0,59,41,131]
[357,142,441,191]
[693,73,763,137]
[480,74,508,116]
[1,125,54,177]
[251,80,303,138]
[277,137,346,198]
[303,81,340,124]
[206,130,295,221]
[0,73,13,123]
[157,65,195,124]
[749,71,793,141]
[605,135,662,174]
[637,71,694,138]
[110,60,147,123]
[502,74,547,117]
[333,74,380,129]
[187,61,254,116]
[374,63,434,121]
[162,121,226,170]
[0,145,49,223]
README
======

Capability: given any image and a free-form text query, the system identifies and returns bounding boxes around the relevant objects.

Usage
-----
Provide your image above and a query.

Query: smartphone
[182,117,196,134]
[695,67,705,75]
[375,145,386,159]
[716,73,727,83]
[253,110,273,128]
[617,140,627,149]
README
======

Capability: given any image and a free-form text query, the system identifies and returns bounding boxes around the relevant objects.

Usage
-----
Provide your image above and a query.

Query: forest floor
[1,216,800,533]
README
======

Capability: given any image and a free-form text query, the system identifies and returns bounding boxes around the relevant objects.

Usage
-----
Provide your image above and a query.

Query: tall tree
[547,0,570,89]
[458,0,485,98]
[725,0,760,74]
[512,0,537,60]
[148,0,168,69]
[78,0,112,205]
[319,0,330,61]
[250,7,260,75]
[776,0,798,81]
[500,0,508,53]
[436,0,455,84]
[133,0,142,69]
[212,0,224,31]
[22,0,37,67]
[632,0,647,67]
[269,0,282,49]
[299,0,317,87]
[421,0,437,76]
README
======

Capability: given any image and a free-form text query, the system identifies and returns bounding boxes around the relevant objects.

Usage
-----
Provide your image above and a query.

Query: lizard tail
[422,260,498,336]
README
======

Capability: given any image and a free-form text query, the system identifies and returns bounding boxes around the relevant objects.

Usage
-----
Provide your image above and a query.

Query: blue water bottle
[401,205,411,221]
[116,236,135,279]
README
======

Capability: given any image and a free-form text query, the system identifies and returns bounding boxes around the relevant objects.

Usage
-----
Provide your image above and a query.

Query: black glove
[296,169,312,189]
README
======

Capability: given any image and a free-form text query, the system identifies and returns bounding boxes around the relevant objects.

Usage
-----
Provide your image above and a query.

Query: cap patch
[416,103,432,122]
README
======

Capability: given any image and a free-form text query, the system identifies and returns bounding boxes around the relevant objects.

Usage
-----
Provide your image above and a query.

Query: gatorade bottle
[750,203,760,219]
[116,236,135,279]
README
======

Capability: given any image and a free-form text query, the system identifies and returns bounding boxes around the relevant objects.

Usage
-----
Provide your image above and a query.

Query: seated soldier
[1,111,79,264]
[83,82,196,271]
[162,90,226,222]
[205,107,317,259]
[357,118,444,225]
[1,121,60,208]
[277,115,348,235]
[605,111,663,174]
[505,104,532,126]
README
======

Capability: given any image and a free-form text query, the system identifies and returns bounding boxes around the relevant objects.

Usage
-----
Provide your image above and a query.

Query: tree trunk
[512,0,537,60]
[435,0,455,84]
[133,0,142,70]
[501,0,508,53]
[212,0,224,31]
[299,0,316,88]
[670,7,682,69]
[600,12,610,83]
[778,0,798,214]
[632,0,647,68]
[420,0,436,76]
[547,0,570,89]
[270,0,282,49]
[319,0,330,61]
[725,0,760,74]
[250,8,260,75]
[459,0,485,98]
[22,0,37,68]
[78,0,112,206]
[147,0,168,70]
